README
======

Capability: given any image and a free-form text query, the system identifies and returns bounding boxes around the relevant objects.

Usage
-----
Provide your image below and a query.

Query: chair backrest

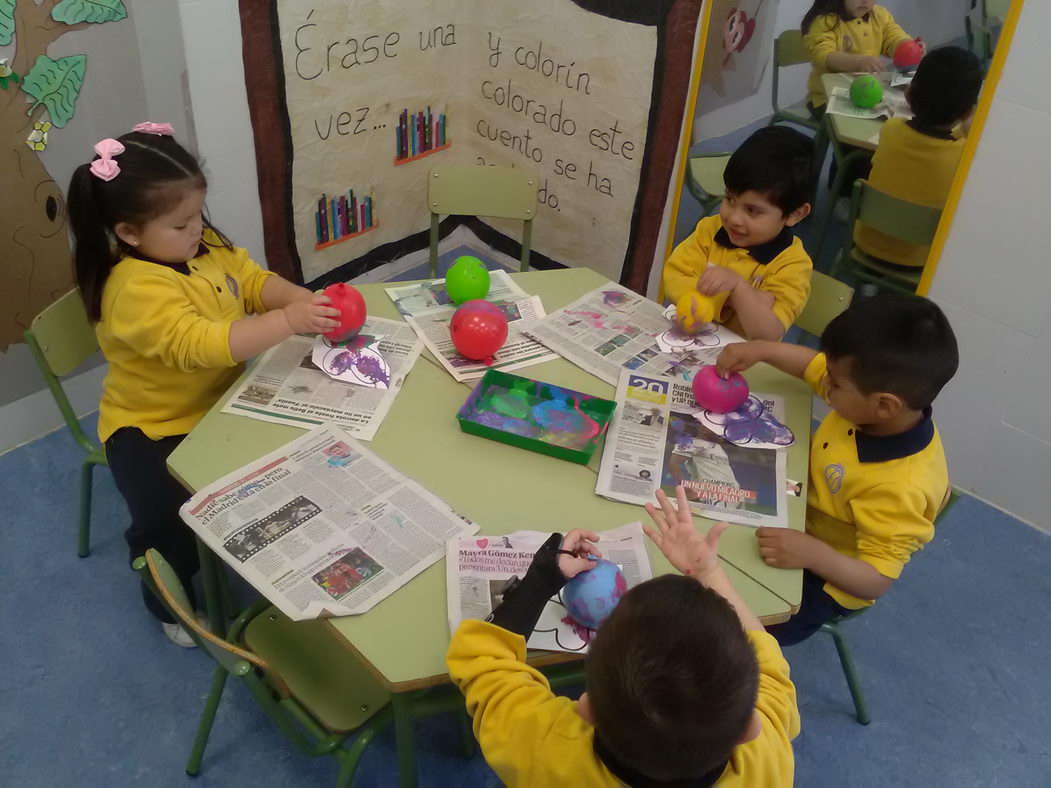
[428,163,538,221]
[775,29,810,67]
[26,289,99,377]
[850,180,943,246]
[137,550,273,679]
[795,272,854,337]
[24,289,101,453]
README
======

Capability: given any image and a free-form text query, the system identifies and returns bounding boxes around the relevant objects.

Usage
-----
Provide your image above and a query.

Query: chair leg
[334,720,386,788]
[457,707,475,758]
[78,460,94,558]
[821,622,871,725]
[186,666,229,775]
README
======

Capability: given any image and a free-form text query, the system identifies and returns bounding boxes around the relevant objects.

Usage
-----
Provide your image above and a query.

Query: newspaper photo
[525,283,743,387]
[221,317,424,441]
[385,270,557,382]
[180,424,478,621]
[596,370,788,528]
[446,522,654,653]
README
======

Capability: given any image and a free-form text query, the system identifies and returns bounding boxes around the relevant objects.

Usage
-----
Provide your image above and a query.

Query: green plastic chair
[768,30,829,180]
[819,488,961,725]
[794,271,854,338]
[24,288,107,558]
[135,549,393,784]
[428,163,539,276]
[684,153,731,219]
[966,0,1010,71]
[833,179,943,294]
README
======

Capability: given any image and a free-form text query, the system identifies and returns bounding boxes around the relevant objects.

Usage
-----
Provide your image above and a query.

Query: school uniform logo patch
[824,463,845,494]
[225,274,239,298]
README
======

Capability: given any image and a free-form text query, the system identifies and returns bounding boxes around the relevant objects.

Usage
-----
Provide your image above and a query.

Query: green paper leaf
[51,0,127,25]
[21,54,86,128]
[0,0,15,46]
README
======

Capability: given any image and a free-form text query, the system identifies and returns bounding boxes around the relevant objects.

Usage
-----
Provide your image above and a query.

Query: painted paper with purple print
[694,393,795,449]
[312,334,391,389]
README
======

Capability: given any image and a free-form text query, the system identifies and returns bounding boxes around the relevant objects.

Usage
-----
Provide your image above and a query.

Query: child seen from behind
[855,46,983,268]
[447,487,800,786]
[69,125,340,647]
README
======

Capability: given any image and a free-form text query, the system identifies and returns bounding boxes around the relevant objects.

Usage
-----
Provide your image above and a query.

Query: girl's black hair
[801,0,852,34]
[68,131,231,321]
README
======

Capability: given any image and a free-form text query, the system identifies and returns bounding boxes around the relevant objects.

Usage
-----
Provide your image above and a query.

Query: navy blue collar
[129,243,208,276]
[856,407,935,463]
[593,736,726,788]
[714,225,794,265]
[906,119,956,141]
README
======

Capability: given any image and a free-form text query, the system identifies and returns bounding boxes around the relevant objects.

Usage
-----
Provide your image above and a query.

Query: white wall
[697,0,970,142]
[928,0,1051,531]
[178,0,266,269]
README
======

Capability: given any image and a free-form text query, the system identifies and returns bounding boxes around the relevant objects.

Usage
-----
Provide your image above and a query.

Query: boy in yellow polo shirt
[717,294,958,644]
[663,127,815,341]
[447,487,800,786]
[855,46,983,268]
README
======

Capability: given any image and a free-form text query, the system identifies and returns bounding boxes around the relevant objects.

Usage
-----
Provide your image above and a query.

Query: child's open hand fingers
[673,485,693,524]
[706,521,730,550]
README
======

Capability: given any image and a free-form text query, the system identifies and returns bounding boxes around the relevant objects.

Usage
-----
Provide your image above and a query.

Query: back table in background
[167,267,810,785]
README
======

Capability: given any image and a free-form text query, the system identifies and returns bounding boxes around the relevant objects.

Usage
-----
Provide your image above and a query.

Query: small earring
[130,241,139,246]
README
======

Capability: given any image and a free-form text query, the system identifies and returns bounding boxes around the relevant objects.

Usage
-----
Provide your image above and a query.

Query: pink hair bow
[89,138,126,182]
[132,121,174,136]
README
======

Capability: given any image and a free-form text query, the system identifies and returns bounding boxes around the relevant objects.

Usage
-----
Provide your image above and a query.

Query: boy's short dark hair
[909,46,983,127]
[586,575,759,782]
[821,294,959,410]
[723,126,815,216]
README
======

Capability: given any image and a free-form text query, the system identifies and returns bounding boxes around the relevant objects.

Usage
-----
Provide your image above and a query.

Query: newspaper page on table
[525,283,743,386]
[180,424,478,621]
[446,522,653,653]
[596,370,788,528]
[385,270,557,382]
[221,317,423,441]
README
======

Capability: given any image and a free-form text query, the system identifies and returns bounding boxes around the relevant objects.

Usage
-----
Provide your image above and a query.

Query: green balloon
[446,256,491,304]
[849,75,884,109]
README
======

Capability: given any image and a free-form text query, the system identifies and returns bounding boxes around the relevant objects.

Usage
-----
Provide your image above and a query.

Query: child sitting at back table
[802,0,922,116]
[855,46,983,269]
[662,127,815,342]
[447,487,800,786]
[717,294,958,645]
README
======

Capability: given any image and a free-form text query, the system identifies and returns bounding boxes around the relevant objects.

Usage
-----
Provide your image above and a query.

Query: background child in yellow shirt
[856,46,983,268]
[802,0,921,115]
[446,487,800,786]
[69,126,340,647]
[718,294,958,645]
[662,127,815,341]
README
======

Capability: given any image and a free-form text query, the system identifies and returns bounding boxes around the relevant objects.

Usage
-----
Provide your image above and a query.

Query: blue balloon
[563,559,628,630]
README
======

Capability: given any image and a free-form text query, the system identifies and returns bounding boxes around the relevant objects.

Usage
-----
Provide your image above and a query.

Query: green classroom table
[167,267,809,785]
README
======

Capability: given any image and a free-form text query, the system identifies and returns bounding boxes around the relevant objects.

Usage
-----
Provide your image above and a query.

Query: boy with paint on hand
[662,126,815,342]
[717,294,959,645]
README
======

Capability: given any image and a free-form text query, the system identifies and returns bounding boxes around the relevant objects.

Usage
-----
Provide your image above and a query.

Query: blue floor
[3,411,1050,786]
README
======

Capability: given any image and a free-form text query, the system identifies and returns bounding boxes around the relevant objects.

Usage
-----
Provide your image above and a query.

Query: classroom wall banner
[240,0,702,290]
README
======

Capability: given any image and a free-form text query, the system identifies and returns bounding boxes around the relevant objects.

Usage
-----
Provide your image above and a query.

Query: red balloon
[322,283,367,341]
[450,300,508,361]
[894,38,924,69]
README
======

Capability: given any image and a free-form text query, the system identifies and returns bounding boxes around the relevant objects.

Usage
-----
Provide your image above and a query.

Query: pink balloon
[450,300,508,361]
[322,283,367,342]
[692,365,749,413]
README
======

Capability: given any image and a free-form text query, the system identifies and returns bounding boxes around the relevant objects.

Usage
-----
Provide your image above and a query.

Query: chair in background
[794,271,854,339]
[833,179,942,294]
[819,489,961,725]
[428,163,538,277]
[768,30,829,182]
[24,289,107,558]
[966,0,1011,71]
[683,153,731,220]
[135,549,392,784]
